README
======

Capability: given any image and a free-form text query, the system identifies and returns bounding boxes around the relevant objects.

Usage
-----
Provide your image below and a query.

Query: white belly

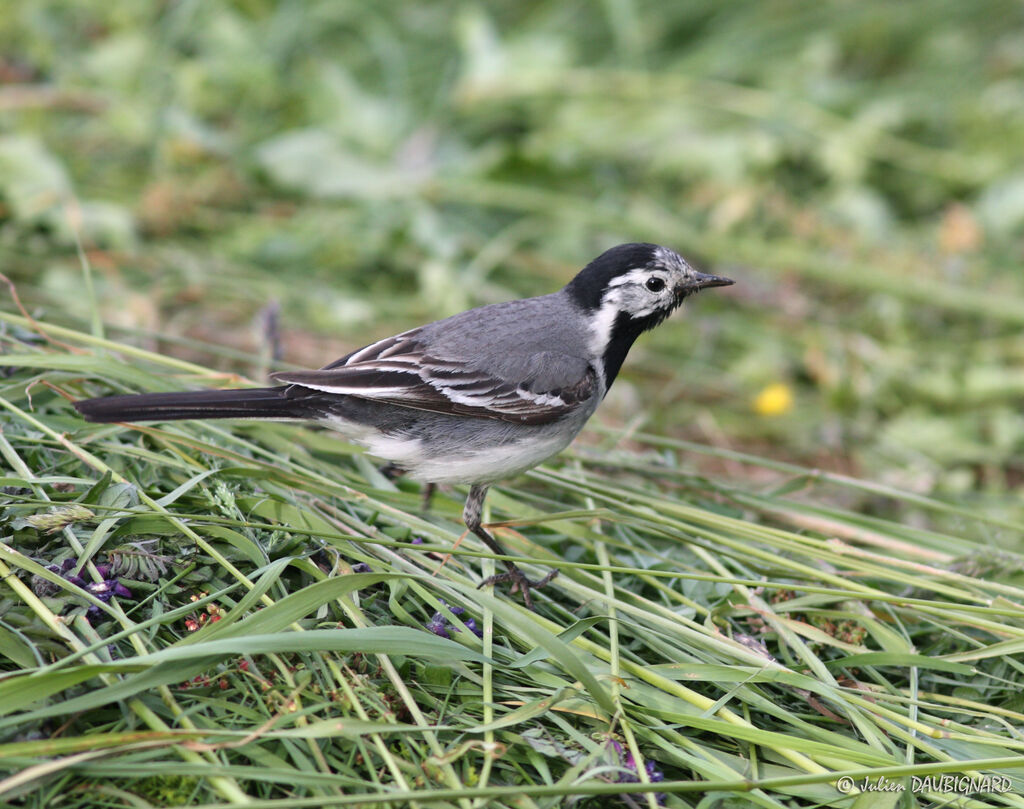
[320,393,599,486]
[361,426,577,485]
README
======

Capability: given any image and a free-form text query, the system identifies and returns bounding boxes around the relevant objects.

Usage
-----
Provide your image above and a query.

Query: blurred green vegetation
[4,3,1024,806]
[2,1,1024,519]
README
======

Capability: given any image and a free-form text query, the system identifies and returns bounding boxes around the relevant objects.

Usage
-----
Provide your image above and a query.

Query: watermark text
[836,775,1013,795]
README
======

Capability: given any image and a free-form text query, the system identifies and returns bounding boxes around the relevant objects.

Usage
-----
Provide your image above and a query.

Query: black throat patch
[600,307,675,390]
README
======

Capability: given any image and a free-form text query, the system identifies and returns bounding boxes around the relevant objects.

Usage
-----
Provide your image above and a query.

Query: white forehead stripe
[606,267,654,288]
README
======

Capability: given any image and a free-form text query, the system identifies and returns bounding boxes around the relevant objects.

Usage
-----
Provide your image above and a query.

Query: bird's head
[566,242,732,328]
[565,242,734,387]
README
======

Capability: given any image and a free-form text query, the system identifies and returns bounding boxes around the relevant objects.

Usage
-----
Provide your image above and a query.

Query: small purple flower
[43,559,136,617]
[607,739,665,805]
[424,601,482,639]
[425,612,451,639]
[351,563,372,574]
[411,537,424,545]
[84,576,134,616]
[87,580,115,602]
[44,560,76,587]
[47,560,87,588]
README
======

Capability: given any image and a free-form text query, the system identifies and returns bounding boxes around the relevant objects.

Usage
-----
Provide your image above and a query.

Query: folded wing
[272,330,596,425]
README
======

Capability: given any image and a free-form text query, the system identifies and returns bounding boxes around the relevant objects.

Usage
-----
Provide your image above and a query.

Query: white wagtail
[75,243,733,608]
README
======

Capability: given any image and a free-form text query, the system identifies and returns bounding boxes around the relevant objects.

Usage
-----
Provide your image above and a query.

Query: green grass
[3,315,1024,807]
[2,1,1024,806]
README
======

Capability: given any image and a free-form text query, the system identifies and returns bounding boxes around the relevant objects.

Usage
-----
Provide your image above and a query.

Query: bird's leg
[378,462,405,481]
[380,464,435,513]
[463,484,558,610]
[420,482,437,513]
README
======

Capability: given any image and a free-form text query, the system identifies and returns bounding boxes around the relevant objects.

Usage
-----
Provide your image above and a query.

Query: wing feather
[272,330,595,425]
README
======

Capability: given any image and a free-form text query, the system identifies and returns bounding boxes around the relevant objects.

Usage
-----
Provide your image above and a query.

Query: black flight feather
[73,386,314,423]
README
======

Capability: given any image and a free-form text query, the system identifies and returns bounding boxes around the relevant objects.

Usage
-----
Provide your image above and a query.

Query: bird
[74,243,733,608]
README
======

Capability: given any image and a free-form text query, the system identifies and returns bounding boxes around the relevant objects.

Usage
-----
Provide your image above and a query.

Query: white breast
[321,399,599,486]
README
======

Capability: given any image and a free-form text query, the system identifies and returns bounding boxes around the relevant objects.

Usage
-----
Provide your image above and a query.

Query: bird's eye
[645,277,666,293]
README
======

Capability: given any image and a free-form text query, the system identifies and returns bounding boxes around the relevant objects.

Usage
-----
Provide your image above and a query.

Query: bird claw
[478,565,558,610]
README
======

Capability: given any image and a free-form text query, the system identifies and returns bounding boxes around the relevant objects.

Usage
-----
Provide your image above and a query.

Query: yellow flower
[753,383,794,416]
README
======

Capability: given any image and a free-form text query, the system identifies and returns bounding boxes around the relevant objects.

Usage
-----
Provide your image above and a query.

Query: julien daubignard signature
[836,774,1014,795]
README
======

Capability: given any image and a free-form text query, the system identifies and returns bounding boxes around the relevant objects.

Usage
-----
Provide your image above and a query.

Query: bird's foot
[478,565,558,610]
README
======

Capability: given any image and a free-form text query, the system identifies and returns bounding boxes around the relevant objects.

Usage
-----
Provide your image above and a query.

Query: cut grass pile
[1,312,1022,807]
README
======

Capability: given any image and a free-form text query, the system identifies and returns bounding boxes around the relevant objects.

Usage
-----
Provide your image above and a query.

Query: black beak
[680,271,735,293]
[692,270,733,290]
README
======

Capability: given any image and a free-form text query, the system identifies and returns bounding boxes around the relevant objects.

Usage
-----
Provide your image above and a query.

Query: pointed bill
[688,271,734,290]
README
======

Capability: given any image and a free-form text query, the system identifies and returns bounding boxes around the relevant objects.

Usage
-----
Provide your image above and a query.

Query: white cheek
[619,286,667,318]
[639,288,676,316]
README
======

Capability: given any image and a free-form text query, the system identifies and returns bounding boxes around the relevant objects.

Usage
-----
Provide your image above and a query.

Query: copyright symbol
[836,776,855,794]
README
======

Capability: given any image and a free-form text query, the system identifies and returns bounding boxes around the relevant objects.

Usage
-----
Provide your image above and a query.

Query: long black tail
[74,386,313,423]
